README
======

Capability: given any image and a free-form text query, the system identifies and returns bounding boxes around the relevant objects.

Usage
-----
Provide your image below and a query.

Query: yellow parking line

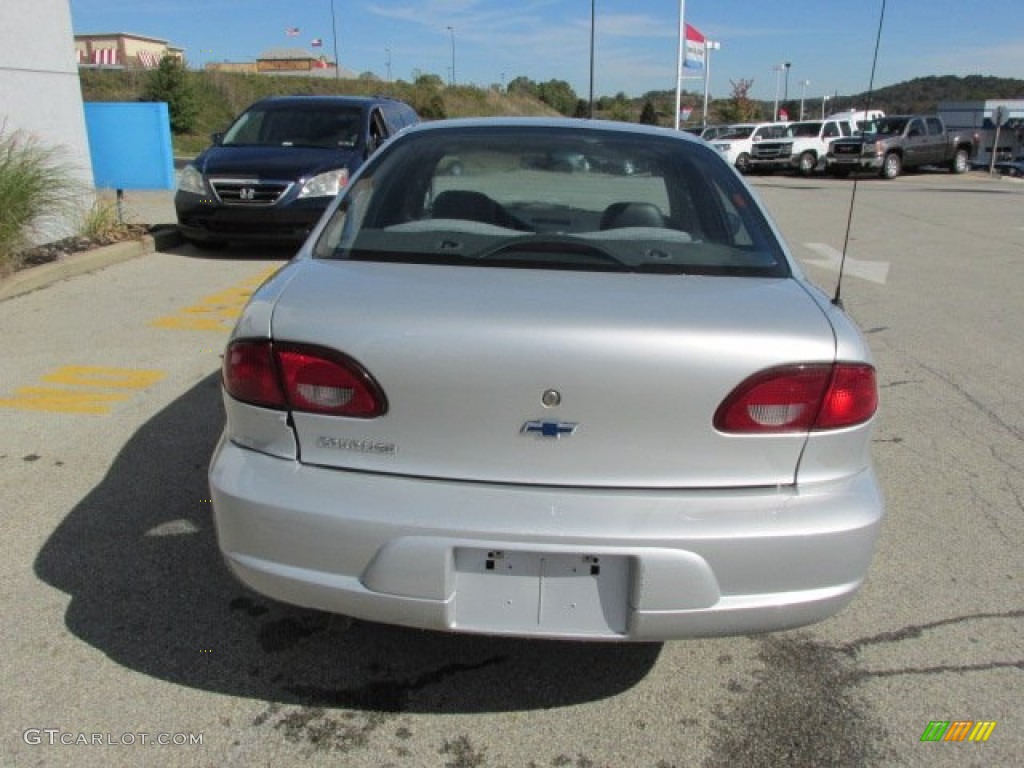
[42,366,165,389]
[149,266,279,332]
[0,366,166,414]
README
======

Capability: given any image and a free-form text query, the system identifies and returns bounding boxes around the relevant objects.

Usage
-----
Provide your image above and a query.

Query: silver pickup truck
[826,115,976,179]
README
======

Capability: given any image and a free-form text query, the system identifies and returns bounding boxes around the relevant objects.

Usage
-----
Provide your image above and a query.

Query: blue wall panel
[84,102,175,190]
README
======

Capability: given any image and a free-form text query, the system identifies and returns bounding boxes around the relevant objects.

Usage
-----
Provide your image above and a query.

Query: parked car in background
[710,122,789,173]
[827,109,885,133]
[175,95,419,248]
[683,124,735,141]
[210,117,883,641]
[749,117,858,175]
[826,115,976,179]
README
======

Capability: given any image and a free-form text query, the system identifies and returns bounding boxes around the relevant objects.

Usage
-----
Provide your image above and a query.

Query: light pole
[772,63,785,121]
[385,47,392,84]
[798,79,810,121]
[821,94,831,119]
[446,26,455,86]
[701,39,720,127]
[673,0,686,130]
[589,0,595,118]
[330,0,340,80]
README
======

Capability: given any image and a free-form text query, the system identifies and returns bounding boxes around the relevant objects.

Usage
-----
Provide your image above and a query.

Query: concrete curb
[0,226,183,303]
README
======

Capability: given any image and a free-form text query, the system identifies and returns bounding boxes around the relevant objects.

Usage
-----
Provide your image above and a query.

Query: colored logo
[521,420,578,439]
[920,721,996,742]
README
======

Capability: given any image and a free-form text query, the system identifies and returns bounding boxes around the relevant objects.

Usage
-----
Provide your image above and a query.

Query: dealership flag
[683,23,705,70]
[285,27,300,37]
[311,38,323,47]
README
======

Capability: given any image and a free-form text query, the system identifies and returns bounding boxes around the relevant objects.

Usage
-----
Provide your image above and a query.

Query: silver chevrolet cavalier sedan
[209,117,883,641]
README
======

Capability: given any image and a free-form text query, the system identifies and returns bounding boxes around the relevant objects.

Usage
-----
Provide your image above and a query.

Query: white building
[1,1,93,241]
[939,100,1024,165]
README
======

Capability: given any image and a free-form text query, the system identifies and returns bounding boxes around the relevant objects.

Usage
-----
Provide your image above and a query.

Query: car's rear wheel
[880,152,902,179]
[950,148,969,174]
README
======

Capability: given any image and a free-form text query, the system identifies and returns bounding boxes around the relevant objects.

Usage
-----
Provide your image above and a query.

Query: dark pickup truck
[826,115,975,179]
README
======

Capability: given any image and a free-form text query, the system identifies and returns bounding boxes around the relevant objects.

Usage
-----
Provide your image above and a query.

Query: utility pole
[446,26,456,86]
[701,40,720,127]
[798,79,810,121]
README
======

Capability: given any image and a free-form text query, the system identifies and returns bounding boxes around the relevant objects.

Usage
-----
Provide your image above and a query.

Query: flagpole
[330,0,340,79]
[674,0,685,130]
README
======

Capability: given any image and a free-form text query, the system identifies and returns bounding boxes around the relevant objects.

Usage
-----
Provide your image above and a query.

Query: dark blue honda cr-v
[175,95,418,248]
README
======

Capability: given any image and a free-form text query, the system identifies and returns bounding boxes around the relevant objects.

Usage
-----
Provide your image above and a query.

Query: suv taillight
[714,363,877,433]
[223,340,387,418]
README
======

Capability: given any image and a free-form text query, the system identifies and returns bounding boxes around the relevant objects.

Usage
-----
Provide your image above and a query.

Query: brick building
[74,32,184,69]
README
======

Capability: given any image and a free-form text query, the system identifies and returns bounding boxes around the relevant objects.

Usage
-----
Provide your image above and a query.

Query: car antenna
[834,0,888,309]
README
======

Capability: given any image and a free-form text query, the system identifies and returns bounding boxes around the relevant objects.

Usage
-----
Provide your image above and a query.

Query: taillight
[223,340,286,409]
[714,363,876,433]
[223,340,386,418]
[276,345,386,417]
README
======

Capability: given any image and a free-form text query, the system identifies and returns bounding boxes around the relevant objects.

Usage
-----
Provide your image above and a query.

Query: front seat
[432,190,503,225]
[600,202,664,230]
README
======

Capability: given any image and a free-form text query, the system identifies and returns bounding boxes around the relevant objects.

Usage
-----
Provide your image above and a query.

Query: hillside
[78,69,1024,154]
[78,68,561,155]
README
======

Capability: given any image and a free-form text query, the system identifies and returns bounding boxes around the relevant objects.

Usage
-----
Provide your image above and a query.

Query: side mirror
[210,131,225,145]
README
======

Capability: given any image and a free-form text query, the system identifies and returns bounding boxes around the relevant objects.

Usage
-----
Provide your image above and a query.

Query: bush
[0,125,82,274]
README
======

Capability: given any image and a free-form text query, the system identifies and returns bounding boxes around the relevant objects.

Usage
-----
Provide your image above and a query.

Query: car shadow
[172,241,301,262]
[33,373,660,714]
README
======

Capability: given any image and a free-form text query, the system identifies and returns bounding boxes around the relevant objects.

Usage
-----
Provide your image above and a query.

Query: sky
[69,0,1024,105]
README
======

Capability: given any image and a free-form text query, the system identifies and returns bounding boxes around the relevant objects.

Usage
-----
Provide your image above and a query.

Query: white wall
[0,0,94,241]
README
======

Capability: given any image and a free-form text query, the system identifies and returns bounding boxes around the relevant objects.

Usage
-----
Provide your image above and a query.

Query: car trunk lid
[270,260,837,488]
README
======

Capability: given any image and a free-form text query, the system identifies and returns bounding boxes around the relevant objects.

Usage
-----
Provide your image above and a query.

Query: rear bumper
[209,437,884,641]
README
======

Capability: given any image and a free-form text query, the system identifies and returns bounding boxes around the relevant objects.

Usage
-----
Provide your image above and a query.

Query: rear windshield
[221,103,363,149]
[786,122,822,138]
[313,125,790,277]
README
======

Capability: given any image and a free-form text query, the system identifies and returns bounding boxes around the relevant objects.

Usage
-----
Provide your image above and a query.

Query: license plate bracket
[454,549,629,635]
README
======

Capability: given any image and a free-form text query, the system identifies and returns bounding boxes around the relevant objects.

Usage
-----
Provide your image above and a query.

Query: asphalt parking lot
[0,169,1021,767]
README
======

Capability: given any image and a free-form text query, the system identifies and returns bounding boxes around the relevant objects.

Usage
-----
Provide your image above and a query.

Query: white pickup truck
[709,122,789,173]
[747,117,859,175]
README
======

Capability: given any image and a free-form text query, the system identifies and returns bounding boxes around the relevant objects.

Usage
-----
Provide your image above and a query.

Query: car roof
[251,95,409,108]
[399,116,706,145]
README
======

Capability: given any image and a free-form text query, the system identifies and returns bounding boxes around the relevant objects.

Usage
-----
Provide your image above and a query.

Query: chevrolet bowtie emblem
[521,420,578,439]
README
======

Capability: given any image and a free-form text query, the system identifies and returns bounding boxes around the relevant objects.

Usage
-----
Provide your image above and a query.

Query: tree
[715,79,762,124]
[536,79,578,115]
[414,72,445,89]
[507,76,538,97]
[142,56,199,134]
[639,101,659,125]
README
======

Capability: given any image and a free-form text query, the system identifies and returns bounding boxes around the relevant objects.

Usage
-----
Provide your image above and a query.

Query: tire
[950,148,969,174]
[735,153,751,174]
[880,152,902,179]
[797,151,817,176]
